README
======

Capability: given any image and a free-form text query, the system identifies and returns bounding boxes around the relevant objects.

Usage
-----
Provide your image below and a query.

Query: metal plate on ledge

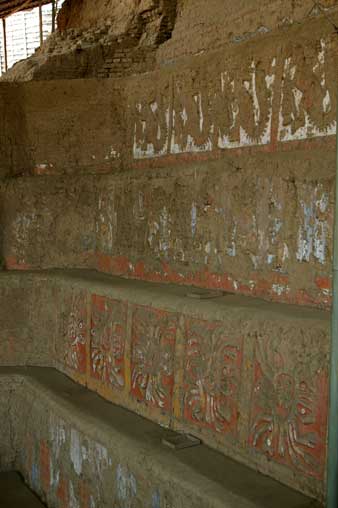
[162,432,201,450]
[186,289,226,299]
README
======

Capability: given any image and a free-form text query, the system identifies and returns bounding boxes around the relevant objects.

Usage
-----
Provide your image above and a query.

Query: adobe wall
[0,367,318,508]
[158,0,338,62]
[0,14,337,308]
[0,4,336,502]
[0,271,330,501]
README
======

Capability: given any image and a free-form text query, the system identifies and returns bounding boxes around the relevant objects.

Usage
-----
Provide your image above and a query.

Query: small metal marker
[186,289,226,300]
[162,432,201,450]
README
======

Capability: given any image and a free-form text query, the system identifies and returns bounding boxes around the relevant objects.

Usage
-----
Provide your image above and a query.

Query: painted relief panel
[96,181,117,255]
[90,295,127,389]
[183,318,242,434]
[62,289,88,374]
[171,55,276,154]
[278,37,336,142]
[131,305,177,412]
[249,334,328,478]
[295,181,332,267]
[132,77,171,159]
[171,76,213,154]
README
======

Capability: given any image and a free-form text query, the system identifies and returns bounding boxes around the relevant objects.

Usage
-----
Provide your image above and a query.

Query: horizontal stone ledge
[0,472,45,508]
[0,268,330,324]
[0,367,320,508]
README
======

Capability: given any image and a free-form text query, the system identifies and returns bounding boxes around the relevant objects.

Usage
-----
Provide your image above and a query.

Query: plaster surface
[0,270,330,501]
[0,367,322,508]
[0,472,46,508]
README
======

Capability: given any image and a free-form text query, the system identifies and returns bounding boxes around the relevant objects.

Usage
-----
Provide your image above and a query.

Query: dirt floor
[0,472,45,507]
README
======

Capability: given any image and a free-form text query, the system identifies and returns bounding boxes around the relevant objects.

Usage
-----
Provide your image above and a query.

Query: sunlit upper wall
[0,0,65,75]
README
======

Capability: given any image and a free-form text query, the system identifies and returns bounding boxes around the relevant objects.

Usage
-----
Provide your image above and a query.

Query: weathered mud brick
[183,317,242,435]
[90,294,127,390]
[131,305,178,413]
[0,287,31,364]
[249,331,328,480]
[60,288,88,374]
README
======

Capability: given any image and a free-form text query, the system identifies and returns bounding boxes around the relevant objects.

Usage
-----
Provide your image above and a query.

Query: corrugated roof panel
[0,0,64,75]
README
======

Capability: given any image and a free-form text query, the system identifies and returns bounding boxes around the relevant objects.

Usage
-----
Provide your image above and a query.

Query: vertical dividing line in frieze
[39,2,43,47]
[237,329,256,448]
[2,18,7,73]
[171,314,185,429]
[125,302,133,396]
[270,48,284,152]
[86,287,91,384]
[167,74,175,155]
[327,99,338,508]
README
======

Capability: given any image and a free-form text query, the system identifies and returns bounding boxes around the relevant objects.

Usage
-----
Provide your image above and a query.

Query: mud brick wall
[1,156,335,309]
[0,3,336,506]
[1,13,337,308]
[1,177,97,269]
[0,80,124,176]
[5,372,185,508]
[4,368,272,508]
[0,273,57,366]
[121,18,338,308]
[47,278,332,502]
[0,83,27,177]
[22,80,123,175]
[0,272,330,500]
[158,0,338,63]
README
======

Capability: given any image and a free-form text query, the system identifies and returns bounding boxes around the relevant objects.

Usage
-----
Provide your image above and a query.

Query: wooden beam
[51,0,55,32]
[39,1,43,46]
[2,18,8,72]
[0,1,52,20]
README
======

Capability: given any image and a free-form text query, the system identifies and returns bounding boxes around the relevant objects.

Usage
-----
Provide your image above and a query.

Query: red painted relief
[249,336,328,478]
[96,253,332,310]
[90,295,127,389]
[56,470,69,508]
[40,440,50,495]
[63,289,87,374]
[131,305,177,411]
[183,318,242,434]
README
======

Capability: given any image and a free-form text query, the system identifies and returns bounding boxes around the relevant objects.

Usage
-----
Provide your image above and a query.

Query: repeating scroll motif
[183,318,242,434]
[90,295,127,389]
[131,306,177,411]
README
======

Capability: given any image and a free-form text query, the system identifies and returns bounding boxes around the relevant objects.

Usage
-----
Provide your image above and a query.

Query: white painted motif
[278,39,336,142]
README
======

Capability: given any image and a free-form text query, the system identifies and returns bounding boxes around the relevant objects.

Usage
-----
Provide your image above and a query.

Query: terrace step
[0,367,321,508]
[0,472,46,508]
[0,269,330,501]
